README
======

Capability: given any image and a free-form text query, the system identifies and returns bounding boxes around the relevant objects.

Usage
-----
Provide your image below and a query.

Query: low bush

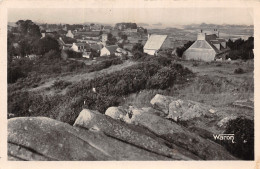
[234,68,244,74]
[223,117,254,160]
[8,55,193,125]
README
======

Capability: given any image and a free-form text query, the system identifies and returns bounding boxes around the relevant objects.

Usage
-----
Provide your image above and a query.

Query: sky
[8,8,254,26]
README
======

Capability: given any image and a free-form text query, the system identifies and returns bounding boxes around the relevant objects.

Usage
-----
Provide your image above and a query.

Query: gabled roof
[144,35,168,50]
[105,45,119,53]
[188,34,230,54]
[189,40,212,49]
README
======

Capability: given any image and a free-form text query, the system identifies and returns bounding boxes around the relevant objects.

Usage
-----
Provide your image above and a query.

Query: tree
[16,20,41,38]
[106,33,117,45]
[176,41,194,57]
[121,34,128,40]
[34,36,60,55]
[132,43,143,53]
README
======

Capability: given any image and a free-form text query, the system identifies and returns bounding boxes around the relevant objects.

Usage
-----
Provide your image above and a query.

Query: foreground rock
[106,106,236,160]
[74,109,197,160]
[8,117,175,160]
[150,94,217,121]
[8,93,239,161]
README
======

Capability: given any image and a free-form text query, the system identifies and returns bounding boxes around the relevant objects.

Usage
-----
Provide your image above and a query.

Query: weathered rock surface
[74,109,196,160]
[151,95,217,121]
[168,99,216,121]
[217,115,237,128]
[106,106,236,160]
[8,94,239,161]
[8,117,179,161]
[150,94,175,115]
[105,106,127,120]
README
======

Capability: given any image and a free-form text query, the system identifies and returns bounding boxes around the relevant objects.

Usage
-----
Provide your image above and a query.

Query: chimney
[214,29,219,37]
[197,32,206,40]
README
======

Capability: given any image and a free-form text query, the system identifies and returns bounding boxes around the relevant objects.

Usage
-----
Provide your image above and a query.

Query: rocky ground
[8,94,249,161]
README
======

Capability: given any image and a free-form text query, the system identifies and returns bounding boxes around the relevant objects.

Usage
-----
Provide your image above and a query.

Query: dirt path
[30,60,137,92]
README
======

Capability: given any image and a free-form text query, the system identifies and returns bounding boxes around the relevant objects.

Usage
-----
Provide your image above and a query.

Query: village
[8,21,253,62]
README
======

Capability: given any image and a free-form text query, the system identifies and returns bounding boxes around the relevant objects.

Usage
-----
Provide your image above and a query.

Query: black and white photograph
[1,0,259,168]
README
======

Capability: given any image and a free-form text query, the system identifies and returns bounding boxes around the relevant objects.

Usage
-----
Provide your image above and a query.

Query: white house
[71,43,90,52]
[100,45,119,56]
[143,34,168,55]
[66,30,74,38]
[183,30,230,62]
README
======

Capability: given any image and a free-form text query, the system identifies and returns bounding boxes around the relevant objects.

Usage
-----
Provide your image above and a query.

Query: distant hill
[184,23,254,30]
[138,23,149,27]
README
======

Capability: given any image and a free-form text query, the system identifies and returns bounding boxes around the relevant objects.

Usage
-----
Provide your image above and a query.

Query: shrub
[66,49,82,58]
[8,66,27,83]
[234,68,244,74]
[223,117,254,160]
[132,51,144,60]
[146,67,176,89]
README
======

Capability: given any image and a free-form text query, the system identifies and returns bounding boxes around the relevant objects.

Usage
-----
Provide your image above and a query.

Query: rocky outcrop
[168,99,216,121]
[8,94,238,161]
[150,94,175,115]
[74,109,196,160]
[217,115,237,128]
[150,94,217,121]
[8,117,172,160]
[105,106,236,160]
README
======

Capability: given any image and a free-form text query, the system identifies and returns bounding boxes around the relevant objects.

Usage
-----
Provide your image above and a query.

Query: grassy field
[121,59,254,131]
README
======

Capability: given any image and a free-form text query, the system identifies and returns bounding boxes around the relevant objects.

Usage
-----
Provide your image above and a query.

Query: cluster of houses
[42,25,233,62]
[42,23,147,59]
[17,21,239,62]
[143,29,231,61]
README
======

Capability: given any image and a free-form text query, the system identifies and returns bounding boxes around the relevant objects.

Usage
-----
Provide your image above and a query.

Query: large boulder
[105,106,127,120]
[74,109,196,160]
[150,94,175,115]
[117,108,236,160]
[168,99,216,121]
[217,115,237,128]
[8,117,110,161]
[8,116,176,161]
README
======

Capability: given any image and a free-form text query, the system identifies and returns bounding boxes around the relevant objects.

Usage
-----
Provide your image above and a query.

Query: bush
[223,117,254,160]
[8,66,27,83]
[234,68,244,74]
[8,59,193,125]
[146,67,176,89]
[66,49,82,58]
[132,51,144,60]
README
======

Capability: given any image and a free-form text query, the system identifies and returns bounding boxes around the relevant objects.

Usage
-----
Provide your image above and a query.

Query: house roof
[75,43,89,47]
[188,33,230,55]
[90,44,103,51]
[143,34,168,50]
[190,40,212,49]
[105,45,119,53]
